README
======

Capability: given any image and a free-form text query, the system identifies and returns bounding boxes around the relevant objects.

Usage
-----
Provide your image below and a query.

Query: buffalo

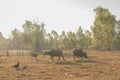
[30,50,41,59]
[43,49,66,61]
[73,48,88,60]
[31,53,39,59]
[30,52,42,62]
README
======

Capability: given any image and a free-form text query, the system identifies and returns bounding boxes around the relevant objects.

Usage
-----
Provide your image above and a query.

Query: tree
[33,22,46,50]
[45,33,54,49]
[115,20,120,49]
[60,31,69,49]
[10,28,23,50]
[22,20,34,48]
[0,32,6,49]
[51,30,59,48]
[67,31,77,49]
[91,6,116,50]
[76,27,85,48]
[84,30,92,49]
[22,20,46,50]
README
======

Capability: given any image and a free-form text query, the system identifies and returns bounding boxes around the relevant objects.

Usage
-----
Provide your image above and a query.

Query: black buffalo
[30,50,41,59]
[43,49,66,61]
[73,48,88,60]
[31,53,39,59]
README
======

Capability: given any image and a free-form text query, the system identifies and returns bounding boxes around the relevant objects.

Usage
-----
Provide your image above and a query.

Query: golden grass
[0,50,120,80]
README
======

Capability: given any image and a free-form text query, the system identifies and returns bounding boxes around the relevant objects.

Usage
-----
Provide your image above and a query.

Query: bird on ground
[13,61,19,70]
[22,66,28,69]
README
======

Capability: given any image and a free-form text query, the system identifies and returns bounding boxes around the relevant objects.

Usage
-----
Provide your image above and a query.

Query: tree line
[0,6,120,51]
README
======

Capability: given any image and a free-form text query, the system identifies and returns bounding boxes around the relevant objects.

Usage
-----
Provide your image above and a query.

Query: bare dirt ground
[0,50,120,80]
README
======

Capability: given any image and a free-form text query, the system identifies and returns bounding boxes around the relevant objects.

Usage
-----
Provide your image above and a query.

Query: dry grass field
[0,50,120,80]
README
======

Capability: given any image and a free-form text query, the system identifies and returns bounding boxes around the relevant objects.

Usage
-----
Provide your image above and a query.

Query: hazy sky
[0,0,120,38]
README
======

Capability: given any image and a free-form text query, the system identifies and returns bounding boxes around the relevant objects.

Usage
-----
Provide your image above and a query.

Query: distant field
[0,50,120,80]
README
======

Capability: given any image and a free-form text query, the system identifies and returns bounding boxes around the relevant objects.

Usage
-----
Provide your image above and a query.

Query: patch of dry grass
[0,50,120,80]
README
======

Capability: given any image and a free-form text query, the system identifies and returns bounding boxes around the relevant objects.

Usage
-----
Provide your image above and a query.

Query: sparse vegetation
[0,50,120,80]
[0,5,120,80]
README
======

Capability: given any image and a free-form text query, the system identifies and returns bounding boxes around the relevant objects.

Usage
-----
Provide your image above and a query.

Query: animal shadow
[76,59,107,64]
[55,61,82,66]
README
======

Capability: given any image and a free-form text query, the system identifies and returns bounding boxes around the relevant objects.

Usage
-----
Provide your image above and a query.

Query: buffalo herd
[42,48,88,61]
[30,48,88,61]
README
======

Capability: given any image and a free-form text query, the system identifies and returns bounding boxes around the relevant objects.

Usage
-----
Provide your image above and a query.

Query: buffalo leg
[49,56,51,59]
[61,55,66,60]
[51,57,54,61]
[58,56,60,60]
[73,55,75,60]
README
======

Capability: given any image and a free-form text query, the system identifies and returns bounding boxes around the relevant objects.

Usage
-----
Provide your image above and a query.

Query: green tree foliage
[3,4,120,51]
[22,20,34,48]
[76,26,85,48]
[33,22,46,50]
[2,6,120,50]
[45,33,54,49]
[0,24,92,50]
[91,6,116,50]
[10,28,23,50]
[51,30,59,48]
[84,30,92,49]
[22,20,46,50]
[67,31,77,49]
[115,20,120,49]
[60,31,69,49]
[0,32,6,49]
